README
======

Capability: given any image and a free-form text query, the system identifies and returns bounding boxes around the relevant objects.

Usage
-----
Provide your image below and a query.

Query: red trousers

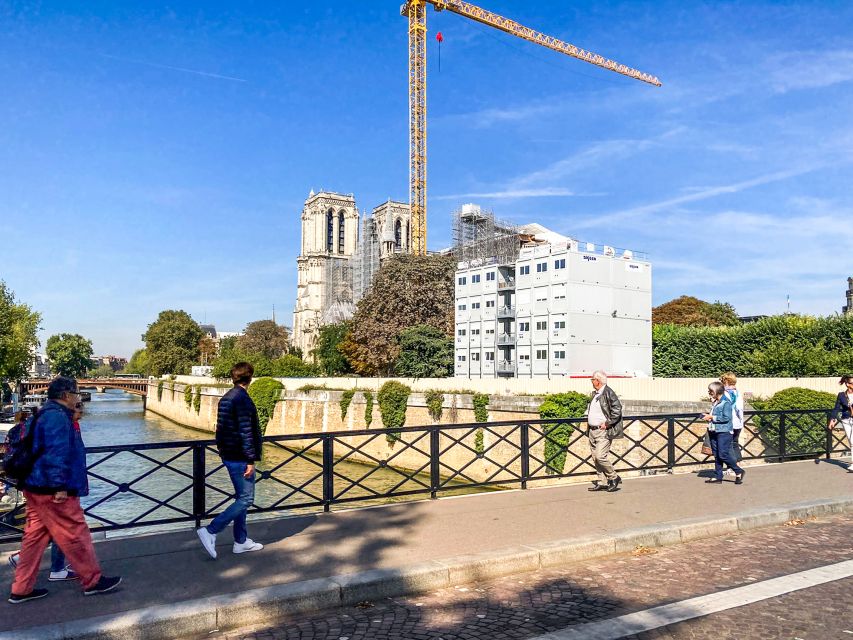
[12,492,102,594]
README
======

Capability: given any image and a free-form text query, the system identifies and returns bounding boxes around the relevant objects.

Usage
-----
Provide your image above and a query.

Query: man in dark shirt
[197,362,264,559]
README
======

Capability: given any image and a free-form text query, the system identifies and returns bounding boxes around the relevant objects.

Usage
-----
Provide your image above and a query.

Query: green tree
[238,320,290,359]
[198,335,217,366]
[312,322,354,376]
[0,281,41,383]
[393,324,453,378]
[271,354,319,377]
[539,392,589,474]
[247,377,284,436]
[341,254,456,375]
[652,295,740,327]
[142,310,204,376]
[46,333,94,378]
[125,348,151,376]
[87,364,115,378]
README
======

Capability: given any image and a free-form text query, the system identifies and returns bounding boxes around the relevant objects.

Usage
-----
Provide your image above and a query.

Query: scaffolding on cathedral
[353,215,381,303]
[452,204,521,265]
[321,257,355,325]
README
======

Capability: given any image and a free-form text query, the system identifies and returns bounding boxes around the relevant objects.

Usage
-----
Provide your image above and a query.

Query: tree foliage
[751,387,837,457]
[653,296,740,327]
[46,333,94,378]
[142,310,204,376]
[377,381,411,443]
[125,348,151,376]
[87,364,115,378]
[199,335,217,366]
[394,325,454,378]
[341,254,456,375]
[652,314,853,377]
[238,320,290,360]
[212,341,318,380]
[538,392,588,474]
[312,322,354,376]
[0,282,41,382]
[247,377,284,437]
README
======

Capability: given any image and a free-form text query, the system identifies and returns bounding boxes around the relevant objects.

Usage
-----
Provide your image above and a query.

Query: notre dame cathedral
[292,190,411,358]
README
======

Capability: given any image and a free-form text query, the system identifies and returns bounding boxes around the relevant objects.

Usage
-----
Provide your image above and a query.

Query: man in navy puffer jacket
[9,377,121,604]
[197,362,264,558]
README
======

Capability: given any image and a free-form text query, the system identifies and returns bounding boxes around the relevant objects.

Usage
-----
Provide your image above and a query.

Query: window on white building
[519,354,530,361]
[486,300,495,308]
[519,265,530,275]
[485,352,495,361]
[519,322,530,332]
[485,328,495,335]
[458,304,467,311]
[554,351,566,359]
[554,258,566,269]
[472,329,480,336]
[472,274,481,283]
[472,302,481,309]
[457,355,467,362]
[536,349,547,359]
[553,321,566,329]
[458,329,467,336]
[536,262,548,273]
[471,353,481,361]
[536,321,547,331]
[486,272,496,281]
[458,276,467,285]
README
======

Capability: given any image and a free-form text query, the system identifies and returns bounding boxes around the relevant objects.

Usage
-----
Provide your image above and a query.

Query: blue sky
[1,0,852,357]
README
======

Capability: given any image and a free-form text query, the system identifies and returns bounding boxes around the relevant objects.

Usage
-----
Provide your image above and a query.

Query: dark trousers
[709,431,743,480]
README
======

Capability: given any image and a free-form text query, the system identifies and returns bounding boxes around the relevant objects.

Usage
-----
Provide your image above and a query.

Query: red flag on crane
[436,32,443,71]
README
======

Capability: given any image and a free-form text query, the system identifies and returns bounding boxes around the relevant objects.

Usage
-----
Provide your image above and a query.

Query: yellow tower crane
[402,0,662,255]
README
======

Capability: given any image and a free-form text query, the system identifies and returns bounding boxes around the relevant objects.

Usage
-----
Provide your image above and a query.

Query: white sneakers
[197,528,263,558]
[232,539,264,554]
[196,527,217,559]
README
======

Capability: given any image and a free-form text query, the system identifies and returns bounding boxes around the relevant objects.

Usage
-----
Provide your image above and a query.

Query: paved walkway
[0,459,851,634]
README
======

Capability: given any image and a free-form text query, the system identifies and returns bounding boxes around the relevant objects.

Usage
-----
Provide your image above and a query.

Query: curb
[4,496,852,640]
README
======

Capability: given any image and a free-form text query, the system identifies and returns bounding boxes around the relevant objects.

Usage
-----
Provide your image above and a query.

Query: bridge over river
[21,377,149,397]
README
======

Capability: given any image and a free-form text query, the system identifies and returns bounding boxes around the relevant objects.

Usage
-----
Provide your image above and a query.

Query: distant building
[191,365,214,377]
[453,208,652,379]
[28,353,50,378]
[844,277,853,315]
[738,315,768,324]
[90,355,128,372]
[199,324,217,339]
[292,190,411,358]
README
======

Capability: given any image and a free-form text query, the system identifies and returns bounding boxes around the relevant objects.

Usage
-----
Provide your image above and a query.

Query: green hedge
[157,380,164,402]
[193,385,202,414]
[248,377,284,437]
[184,385,193,409]
[425,390,444,422]
[378,381,411,443]
[539,392,588,474]
[340,389,356,419]
[653,314,853,377]
[364,392,374,428]
[751,387,835,457]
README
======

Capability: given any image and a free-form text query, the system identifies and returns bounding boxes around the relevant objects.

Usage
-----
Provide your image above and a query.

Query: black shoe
[588,483,609,492]
[735,469,745,485]
[84,576,122,596]
[606,476,622,492]
[8,588,48,604]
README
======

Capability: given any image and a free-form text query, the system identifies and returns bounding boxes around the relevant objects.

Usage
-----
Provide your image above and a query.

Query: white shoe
[196,527,217,559]
[233,538,263,554]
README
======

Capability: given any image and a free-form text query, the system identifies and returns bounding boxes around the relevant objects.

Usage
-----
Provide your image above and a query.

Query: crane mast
[402,0,660,255]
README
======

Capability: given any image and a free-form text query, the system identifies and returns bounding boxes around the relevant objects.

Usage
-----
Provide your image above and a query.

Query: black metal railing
[1,409,847,542]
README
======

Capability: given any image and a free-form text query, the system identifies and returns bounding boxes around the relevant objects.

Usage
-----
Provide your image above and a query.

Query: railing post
[192,444,206,529]
[520,423,530,489]
[667,418,676,471]
[826,411,833,460]
[322,435,334,512]
[779,413,787,462]
[430,428,440,499]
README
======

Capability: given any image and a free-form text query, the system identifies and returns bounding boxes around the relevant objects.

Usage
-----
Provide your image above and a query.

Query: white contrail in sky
[100,53,247,83]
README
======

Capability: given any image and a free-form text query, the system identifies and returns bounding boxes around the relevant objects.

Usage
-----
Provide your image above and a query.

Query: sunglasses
[74,402,84,410]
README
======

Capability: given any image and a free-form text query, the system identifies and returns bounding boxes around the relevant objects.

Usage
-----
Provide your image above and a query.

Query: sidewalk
[1,459,851,638]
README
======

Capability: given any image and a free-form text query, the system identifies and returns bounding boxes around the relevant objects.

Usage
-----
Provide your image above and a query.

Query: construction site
[291,0,660,372]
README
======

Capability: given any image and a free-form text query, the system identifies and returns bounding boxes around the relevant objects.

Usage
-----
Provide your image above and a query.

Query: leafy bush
[473,393,489,423]
[539,392,588,474]
[425,390,444,421]
[474,428,484,455]
[393,325,454,378]
[653,314,853,377]
[340,389,356,419]
[364,391,374,428]
[378,381,411,443]
[247,377,284,436]
[193,385,202,414]
[184,385,193,409]
[157,380,164,402]
[752,387,836,457]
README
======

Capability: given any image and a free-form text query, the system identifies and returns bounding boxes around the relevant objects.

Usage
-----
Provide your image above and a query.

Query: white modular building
[454,237,652,379]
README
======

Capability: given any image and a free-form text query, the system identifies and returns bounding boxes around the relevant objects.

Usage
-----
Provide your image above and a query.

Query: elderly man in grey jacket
[586,371,624,493]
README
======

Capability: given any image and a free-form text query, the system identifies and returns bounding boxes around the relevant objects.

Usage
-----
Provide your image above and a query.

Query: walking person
[197,362,264,559]
[586,371,624,493]
[9,377,121,604]
[721,372,745,472]
[702,381,745,485]
[8,402,87,582]
[828,374,853,472]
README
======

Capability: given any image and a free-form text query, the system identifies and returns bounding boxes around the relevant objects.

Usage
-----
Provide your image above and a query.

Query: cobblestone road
[195,514,853,640]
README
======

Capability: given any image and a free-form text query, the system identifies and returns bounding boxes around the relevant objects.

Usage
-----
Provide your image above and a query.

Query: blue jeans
[206,460,255,544]
[50,543,66,573]
[710,431,743,480]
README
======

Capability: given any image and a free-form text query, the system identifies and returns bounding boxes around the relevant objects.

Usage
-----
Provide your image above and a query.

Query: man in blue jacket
[197,362,264,558]
[9,377,121,603]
